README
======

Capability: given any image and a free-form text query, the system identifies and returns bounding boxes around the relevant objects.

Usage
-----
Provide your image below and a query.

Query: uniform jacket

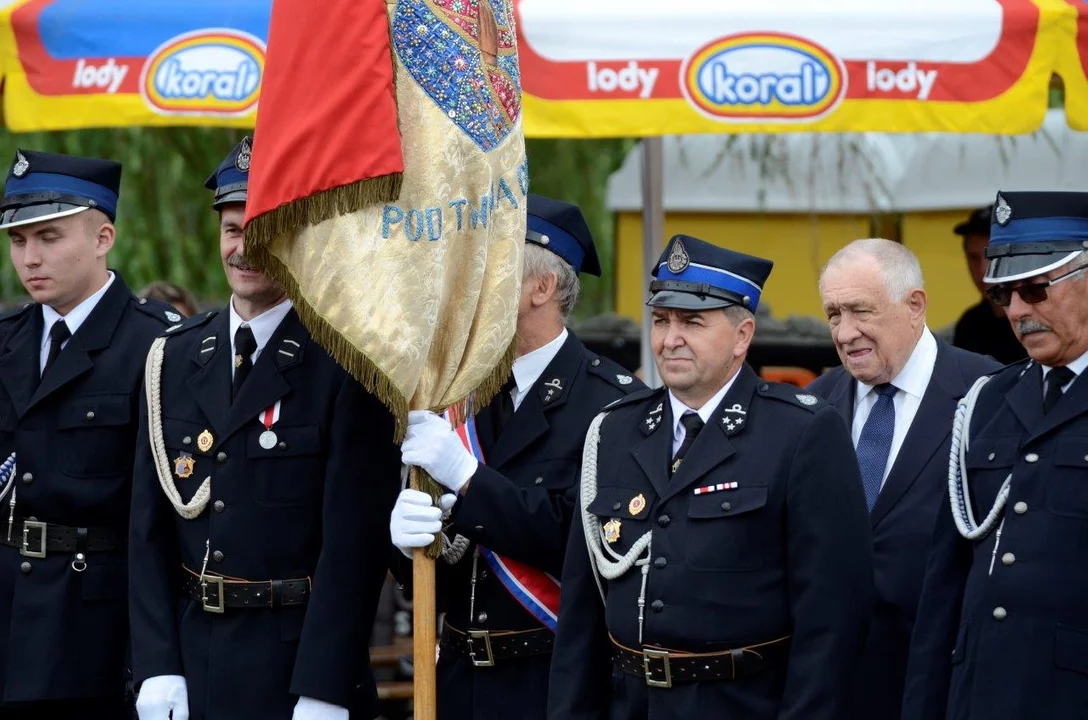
[129,308,401,720]
[904,359,1088,720]
[808,340,998,719]
[413,332,643,720]
[0,275,173,703]
[548,364,874,720]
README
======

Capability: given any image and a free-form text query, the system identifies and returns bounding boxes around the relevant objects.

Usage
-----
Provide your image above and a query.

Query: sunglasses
[986,264,1088,307]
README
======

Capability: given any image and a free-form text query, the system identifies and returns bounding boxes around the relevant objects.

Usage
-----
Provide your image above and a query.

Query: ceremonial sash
[447,411,561,632]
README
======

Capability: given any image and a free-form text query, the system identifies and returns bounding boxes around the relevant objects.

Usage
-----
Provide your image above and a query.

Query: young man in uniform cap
[0,150,176,717]
[951,205,1027,364]
[389,194,645,720]
[904,191,1088,720]
[548,235,874,720]
[129,138,402,720]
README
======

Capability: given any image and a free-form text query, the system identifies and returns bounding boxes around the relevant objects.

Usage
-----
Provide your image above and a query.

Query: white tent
[606,110,1084,215]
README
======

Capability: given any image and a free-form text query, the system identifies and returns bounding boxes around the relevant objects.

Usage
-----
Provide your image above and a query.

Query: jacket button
[477,612,488,623]
[987,452,996,461]
[138,298,148,305]
[654,557,667,569]
[212,550,224,563]
[475,525,484,533]
[612,502,621,511]
[1014,501,1028,514]
[1025,453,1039,463]
[213,500,225,513]
[216,452,227,464]
[85,411,95,421]
[182,436,192,445]
[993,607,1007,621]
[658,515,670,527]
[21,472,32,485]
[534,477,544,485]
[720,501,732,511]
[1001,553,1015,566]
[651,600,664,612]
[591,359,601,367]
[19,561,30,574]
[278,441,288,450]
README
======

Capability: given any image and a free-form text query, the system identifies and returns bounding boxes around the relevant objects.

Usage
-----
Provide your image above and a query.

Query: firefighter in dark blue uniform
[548,235,874,720]
[0,150,175,718]
[904,191,1088,720]
[389,195,645,720]
[129,138,401,720]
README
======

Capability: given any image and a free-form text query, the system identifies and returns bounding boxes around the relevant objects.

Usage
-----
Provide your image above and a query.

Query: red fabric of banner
[244,0,404,226]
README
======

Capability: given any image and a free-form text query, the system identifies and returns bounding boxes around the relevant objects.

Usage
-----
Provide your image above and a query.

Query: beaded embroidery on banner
[393,0,522,151]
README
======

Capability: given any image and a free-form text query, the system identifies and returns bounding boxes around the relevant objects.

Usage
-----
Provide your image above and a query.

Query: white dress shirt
[40,271,115,374]
[668,368,741,456]
[852,327,938,488]
[508,329,568,411]
[228,297,294,378]
[1041,349,1088,397]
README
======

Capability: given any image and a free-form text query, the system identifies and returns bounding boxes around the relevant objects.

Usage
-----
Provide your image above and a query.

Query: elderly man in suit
[807,238,998,720]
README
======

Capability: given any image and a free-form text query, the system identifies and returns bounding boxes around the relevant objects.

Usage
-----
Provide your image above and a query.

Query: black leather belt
[611,634,791,688]
[0,517,122,560]
[181,566,311,614]
[440,623,554,667]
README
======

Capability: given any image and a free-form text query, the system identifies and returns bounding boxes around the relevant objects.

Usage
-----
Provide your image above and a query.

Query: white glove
[390,488,458,558]
[135,675,189,720]
[293,696,349,720]
[400,410,478,492]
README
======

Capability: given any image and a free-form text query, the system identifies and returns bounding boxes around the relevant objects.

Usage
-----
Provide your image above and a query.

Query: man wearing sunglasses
[903,191,1088,720]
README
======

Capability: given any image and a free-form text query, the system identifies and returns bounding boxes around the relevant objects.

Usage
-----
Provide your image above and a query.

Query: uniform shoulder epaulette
[601,386,661,412]
[758,380,828,413]
[161,309,219,337]
[585,352,642,392]
[0,301,33,325]
[134,295,185,326]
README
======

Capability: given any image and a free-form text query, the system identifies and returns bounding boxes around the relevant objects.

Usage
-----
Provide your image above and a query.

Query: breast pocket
[247,424,323,507]
[56,393,133,477]
[684,485,768,572]
[964,436,1019,517]
[1045,438,1088,518]
[586,485,654,555]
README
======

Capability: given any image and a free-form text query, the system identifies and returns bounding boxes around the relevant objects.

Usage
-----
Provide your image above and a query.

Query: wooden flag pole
[411,466,439,720]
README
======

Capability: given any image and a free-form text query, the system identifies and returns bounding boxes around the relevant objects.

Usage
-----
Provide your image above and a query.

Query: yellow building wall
[615,211,980,330]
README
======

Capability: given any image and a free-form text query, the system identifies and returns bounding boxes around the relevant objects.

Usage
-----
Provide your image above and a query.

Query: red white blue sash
[447,410,561,632]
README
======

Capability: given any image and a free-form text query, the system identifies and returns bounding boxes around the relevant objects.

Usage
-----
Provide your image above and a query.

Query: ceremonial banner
[244,2,526,716]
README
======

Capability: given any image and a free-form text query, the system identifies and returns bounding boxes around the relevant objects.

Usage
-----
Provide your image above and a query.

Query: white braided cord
[948,375,1009,540]
[145,336,211,519]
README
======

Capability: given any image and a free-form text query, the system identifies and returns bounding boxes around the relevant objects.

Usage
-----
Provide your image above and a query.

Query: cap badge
[667,238,690,274]
[235,138,252,172]
[994,195,1012,226]
[12,151,29,178]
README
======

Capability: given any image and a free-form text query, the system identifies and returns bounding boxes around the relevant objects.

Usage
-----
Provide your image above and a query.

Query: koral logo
[587,61,659,99]
[140,29,265,117]
[680,32,846,122]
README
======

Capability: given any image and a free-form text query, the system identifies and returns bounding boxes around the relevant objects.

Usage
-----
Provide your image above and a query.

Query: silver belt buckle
[643,648,672,688]
[20,520,47,559]
[467,630,495,667]
[200,574,226,614]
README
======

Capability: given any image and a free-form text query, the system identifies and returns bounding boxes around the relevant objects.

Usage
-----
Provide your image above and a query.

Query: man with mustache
[903,192,1088,720]
[808,238,997,720]
[548,235,873,720]
[0,150,177,718]
[129,138,401,720]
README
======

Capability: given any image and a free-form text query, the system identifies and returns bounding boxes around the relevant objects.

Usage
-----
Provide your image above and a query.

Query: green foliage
[0,128,634,316]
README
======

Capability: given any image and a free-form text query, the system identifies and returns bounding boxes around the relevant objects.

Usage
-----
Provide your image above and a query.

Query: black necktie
[494,375,516,438]
[232,325,257,401]
[1043,366,1075,414]
[671,412,704,475]
[43,319,70,375]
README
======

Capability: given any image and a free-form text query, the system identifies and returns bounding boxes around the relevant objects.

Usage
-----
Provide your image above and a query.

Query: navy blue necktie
[857,383,897,511]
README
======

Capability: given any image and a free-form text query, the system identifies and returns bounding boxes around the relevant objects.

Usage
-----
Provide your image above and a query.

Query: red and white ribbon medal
[258,400,282,449]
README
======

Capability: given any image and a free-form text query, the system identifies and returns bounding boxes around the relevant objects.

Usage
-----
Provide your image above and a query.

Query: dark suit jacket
[807,338,999,720]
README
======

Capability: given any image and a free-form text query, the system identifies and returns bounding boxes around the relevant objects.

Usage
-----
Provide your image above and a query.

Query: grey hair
[819,238,925,302]
[723,305,755,326]
[523,244,581,320]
